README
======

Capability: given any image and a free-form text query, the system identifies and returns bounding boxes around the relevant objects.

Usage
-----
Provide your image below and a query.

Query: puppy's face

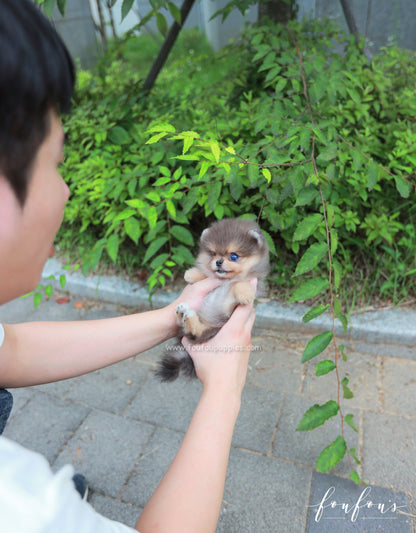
[195,219,268,281]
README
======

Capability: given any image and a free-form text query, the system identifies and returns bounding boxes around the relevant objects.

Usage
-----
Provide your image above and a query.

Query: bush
[58,21,416,304]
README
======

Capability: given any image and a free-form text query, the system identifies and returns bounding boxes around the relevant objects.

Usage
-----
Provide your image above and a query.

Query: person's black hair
[0,0,75,205]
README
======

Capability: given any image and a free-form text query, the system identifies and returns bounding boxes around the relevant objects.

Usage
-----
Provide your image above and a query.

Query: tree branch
[142,0,196,94]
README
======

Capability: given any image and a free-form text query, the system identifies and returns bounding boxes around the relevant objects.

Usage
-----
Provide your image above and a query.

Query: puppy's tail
[155,343,196,382]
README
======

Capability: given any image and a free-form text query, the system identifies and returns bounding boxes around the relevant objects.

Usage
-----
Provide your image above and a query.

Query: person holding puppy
[0,1,256,532]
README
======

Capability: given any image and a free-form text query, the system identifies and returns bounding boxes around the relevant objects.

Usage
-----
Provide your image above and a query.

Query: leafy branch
[287,25,358,481]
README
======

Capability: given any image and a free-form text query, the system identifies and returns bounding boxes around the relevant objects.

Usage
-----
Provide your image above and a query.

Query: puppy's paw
[175,303,195,325]
[184,267,206,283]
[234,283,256,305]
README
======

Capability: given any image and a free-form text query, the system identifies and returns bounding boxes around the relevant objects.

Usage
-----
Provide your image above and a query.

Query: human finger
[225,301,255,331]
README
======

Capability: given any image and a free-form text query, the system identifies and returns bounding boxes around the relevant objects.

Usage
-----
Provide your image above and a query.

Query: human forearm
[0,305,176,388]
[136,301,256,533]
[136,387,241,533]
[0,277,221,388]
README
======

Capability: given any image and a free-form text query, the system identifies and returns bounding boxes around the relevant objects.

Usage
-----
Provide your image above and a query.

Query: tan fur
[231,281,256,305]
[184,267,206,283]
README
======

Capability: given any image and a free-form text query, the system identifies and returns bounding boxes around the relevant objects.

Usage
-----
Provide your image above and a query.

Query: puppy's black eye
[229,253,239,262]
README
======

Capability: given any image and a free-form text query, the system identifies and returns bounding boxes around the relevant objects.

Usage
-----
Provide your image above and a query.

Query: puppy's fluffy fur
[156,218,269,382]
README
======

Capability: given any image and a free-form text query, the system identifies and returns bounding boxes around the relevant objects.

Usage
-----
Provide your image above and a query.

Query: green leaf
[302,304,330,323]
[315,360,336,376]
[114,209,136,222]
[146,132,168,144]
[345,414,358,433]
[230,174,243,201]
[45,284,53,298]
[144,206,158,229]
[317,149,337,162]
[367,161,379,191]
[214,204,224,219]
[336,312,348,333]
[330,228,338,255]
[293,214,323,241]
[88,240,105,272]
[34,292,43,309]
[394,176,412,198]
[59,275,66,289]
[166,199,177,219]
[295,187,319,206]
[262,168,271,183]
[262,230,277,256]
[198,161,210,179]
[156,12,168,36]
[172,244,195,265]
[168,2,181,24]
[350,470,361,484]
[341,377,354,399]
[109,126,130,145]
[294,242,328,277]
[207,182,222,211]
[42,0,56,17]
[339,344,348,361]
[182,188,199,214]
[147,123,175,134]
[333,259,342,291]
[301,331,333,363]
[289,277,329,303]
[146,191,160,203]
[143,236,169,263]
[150,253,169,269]
[121,0,135,20]
[297,400,339,431]
[57,0,66,16]
[170,225,194,246]
[106,234,119,263]
[124,217,141,244]
[182,136,194,154]
[316,436,347,472]
[210,141,220,163]
[154,177,171,187]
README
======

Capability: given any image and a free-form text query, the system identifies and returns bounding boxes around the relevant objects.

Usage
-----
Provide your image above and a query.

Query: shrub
[58,20,416,304]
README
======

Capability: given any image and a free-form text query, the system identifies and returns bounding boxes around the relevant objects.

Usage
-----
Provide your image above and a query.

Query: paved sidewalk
[1,283,416,532]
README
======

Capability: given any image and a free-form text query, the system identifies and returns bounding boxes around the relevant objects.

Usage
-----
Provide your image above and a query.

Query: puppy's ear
[248,229,264,246]
[200,228,210,241]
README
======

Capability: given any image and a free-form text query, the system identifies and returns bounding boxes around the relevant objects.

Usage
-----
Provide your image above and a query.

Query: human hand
[182,282,257,398]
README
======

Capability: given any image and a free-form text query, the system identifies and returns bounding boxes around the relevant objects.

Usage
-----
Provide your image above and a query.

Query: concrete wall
[89,0,257,53]
[300,0,416,57]
[50,0,100,68]
[50,0,416,68]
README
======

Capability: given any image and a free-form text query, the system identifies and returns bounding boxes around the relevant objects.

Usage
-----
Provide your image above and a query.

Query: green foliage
[296,400,339,431]
[301,331,333,363]
[316,436,347,473]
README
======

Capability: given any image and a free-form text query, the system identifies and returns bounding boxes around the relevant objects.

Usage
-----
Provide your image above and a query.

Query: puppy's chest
[198,282,238,327]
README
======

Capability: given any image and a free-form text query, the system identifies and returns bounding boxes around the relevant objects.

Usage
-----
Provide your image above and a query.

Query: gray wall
[51,0,100,68]
[50,0,416,68]
[302,0,416,57]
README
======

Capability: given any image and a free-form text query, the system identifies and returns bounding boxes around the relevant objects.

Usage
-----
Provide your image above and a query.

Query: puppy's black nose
[216,258,223,267]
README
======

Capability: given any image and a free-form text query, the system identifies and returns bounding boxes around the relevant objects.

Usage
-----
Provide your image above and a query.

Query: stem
[142,0,196,94]
[287,26,354,471]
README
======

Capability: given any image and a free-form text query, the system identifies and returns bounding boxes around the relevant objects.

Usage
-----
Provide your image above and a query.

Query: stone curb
[42,258,416,347]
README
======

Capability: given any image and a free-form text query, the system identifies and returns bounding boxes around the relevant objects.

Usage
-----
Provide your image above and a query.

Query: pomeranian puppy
[156,218,269,382]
